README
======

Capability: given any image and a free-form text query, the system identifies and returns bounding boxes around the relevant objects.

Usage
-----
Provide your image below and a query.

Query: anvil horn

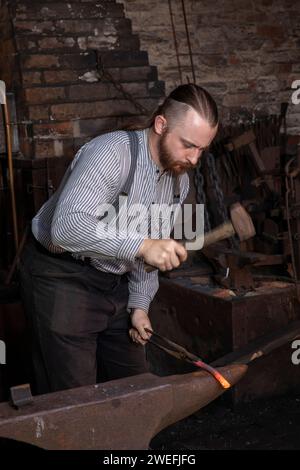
[0,364,247,450]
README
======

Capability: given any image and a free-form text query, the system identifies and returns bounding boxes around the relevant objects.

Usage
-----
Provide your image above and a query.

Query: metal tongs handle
[145,328,231,389]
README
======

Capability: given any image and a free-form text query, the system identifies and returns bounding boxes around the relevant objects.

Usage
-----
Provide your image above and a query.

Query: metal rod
[5,225,29,285]
[181,0,196,84]
[0,80,19,252]
[168,0,183,85]
[145,328,231,389]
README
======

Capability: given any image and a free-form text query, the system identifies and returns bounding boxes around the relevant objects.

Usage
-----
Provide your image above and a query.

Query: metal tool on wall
[284,150,300,301]
[0,80,18,253]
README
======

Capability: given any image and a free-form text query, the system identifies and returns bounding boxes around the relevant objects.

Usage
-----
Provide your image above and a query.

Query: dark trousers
[19,239,148,395]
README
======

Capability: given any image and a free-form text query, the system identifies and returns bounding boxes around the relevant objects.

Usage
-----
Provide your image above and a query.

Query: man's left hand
[129,309,152,345]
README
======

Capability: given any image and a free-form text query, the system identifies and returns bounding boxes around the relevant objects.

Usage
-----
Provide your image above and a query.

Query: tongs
[145,328,231,389]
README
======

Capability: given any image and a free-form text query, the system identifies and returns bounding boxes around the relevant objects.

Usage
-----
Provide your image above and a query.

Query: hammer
[145,202,256,272]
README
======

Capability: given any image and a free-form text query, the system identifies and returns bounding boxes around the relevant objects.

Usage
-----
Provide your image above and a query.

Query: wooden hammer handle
[144,220,235,273]
[202,220,235,247]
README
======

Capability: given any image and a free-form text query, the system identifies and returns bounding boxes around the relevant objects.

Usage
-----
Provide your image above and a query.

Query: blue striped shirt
[32,129,189,313]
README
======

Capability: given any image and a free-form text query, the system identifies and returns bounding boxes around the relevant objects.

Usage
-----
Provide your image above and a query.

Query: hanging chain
[194,153,239,248]
[194,162,211,232]
[205,152,228,222]
[95,51,150,115]
[205,152,239,248]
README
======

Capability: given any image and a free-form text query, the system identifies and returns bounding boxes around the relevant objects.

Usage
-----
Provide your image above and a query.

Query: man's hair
[123,84,218,131]
[151,84,218,129]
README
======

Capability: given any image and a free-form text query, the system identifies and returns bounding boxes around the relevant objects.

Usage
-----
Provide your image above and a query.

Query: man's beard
[158,132,197,176]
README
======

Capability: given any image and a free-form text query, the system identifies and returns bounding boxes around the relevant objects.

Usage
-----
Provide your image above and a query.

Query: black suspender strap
[173,176,181,204]
[121,130,181,203]
[121,130,139,195]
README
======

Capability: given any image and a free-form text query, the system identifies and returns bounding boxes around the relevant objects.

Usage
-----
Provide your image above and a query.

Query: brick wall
[120,0,300,135]
[0,0,164,159]
[1,0,299,160]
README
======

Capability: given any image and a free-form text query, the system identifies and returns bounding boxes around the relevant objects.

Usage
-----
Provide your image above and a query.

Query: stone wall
[120,0,300,135]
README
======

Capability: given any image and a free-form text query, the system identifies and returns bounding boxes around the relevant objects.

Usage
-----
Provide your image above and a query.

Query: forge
[148,276,300,403]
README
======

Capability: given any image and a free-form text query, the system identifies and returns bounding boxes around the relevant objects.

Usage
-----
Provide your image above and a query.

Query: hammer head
[230,203,256,241]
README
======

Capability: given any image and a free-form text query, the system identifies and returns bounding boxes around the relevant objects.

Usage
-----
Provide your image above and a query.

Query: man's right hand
[137,239,187,271]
